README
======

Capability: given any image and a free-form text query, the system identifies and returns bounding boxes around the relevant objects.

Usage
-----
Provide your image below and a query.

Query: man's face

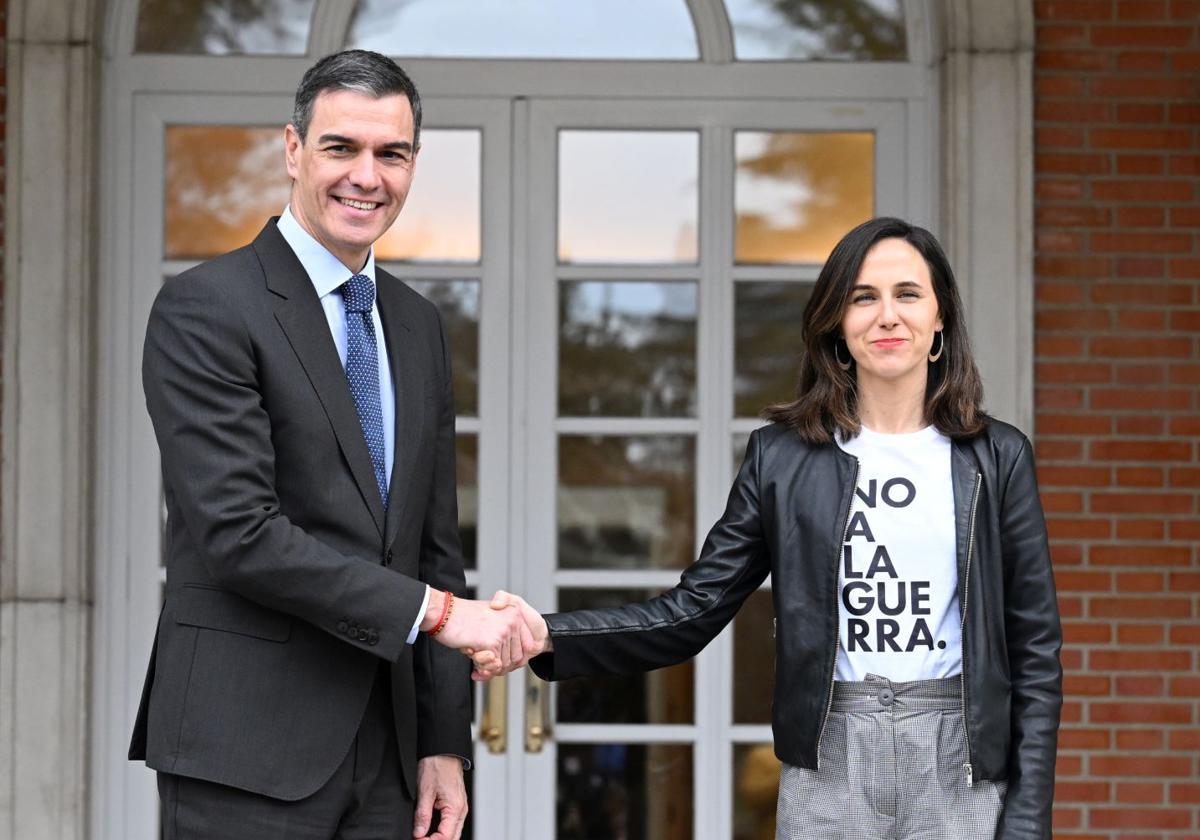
[284,89,417,271]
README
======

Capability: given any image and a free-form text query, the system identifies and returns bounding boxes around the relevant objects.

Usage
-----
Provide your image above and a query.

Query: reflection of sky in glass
[165,126,479,262]
[559,131,699,264]
[377,130,481,262]
[348,0,697,59]
[735,131,874,264]
[567,283,695,335]
[405,279,480,319]
[137,0,315,54]
[727,0,907,61]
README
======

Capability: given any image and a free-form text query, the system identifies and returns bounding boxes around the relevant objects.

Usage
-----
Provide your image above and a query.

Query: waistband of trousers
[830,673,962,712]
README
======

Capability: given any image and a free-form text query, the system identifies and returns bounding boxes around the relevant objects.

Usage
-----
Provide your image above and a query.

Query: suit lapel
[376,272,425,549]
[253,221,387,538]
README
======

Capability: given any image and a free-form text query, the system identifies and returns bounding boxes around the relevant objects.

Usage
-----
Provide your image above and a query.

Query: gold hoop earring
[928,331,945,363]
[835,339,853,371]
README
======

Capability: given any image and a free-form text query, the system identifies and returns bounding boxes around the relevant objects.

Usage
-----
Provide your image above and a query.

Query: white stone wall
[1,1,98,838]
[939,0,1037,432]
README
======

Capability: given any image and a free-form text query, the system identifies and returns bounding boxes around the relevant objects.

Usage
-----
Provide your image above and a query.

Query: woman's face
[839,237,943,390]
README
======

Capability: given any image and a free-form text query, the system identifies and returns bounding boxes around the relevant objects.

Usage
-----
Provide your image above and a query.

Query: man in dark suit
[130,50,533,840]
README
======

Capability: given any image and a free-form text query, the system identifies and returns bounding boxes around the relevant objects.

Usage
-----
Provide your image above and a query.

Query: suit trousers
[775,674,1006,840]
[159,664,413,840]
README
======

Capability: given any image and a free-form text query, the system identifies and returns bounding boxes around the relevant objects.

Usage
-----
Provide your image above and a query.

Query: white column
[939,0,1036,433]
[1,1,99,838]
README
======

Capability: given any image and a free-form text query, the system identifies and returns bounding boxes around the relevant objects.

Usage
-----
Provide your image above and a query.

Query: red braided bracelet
[427,591,455,637]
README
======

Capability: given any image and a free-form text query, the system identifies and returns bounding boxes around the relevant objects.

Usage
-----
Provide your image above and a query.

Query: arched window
[132,0,919,62]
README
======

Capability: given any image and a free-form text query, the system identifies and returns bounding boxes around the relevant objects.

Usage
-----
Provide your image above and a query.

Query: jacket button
[348,624,359,637]
[358,628,370,641]
[385,550,394,565]
[337,620,349,634]
[367,631,379,646]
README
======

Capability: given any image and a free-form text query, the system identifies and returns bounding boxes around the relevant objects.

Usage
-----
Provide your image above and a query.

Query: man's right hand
[467,591,550,681]
[421,590,540,678]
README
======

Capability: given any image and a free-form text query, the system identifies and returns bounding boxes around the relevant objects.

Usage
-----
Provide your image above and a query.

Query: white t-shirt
[834,425,962,682]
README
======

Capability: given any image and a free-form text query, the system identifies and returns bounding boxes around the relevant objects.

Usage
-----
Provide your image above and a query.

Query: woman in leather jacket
[479,217,1062,840]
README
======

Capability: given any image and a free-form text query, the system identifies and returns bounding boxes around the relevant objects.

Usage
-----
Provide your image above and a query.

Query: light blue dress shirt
[277,207,428,644]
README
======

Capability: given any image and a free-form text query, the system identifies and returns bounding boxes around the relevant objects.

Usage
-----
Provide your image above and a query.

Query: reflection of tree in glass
[166,126,291,259]
[735,132,873,264]
[733,0,906,61]
[407,280,480,416]
[734,744,782,840]
[558,436,695,570]
[557,744,692,840]
[734,283,813,416]
[137,0,314,54]
[559,282,697,418]
[732,589,777,725]
[454,435,477,569]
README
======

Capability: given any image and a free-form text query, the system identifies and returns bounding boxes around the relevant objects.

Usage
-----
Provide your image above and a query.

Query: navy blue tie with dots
[340,274,388,509]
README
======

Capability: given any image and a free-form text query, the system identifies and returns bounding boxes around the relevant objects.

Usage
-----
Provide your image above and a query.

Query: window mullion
[306,0,356,57]
[694,121,735,840]
[688,0,735,64]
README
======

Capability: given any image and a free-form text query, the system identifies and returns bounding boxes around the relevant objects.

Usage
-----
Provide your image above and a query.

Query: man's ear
[283,124,302,180]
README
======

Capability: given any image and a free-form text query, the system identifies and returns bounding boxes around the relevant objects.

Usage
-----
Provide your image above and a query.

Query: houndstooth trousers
[776,674,1006,840]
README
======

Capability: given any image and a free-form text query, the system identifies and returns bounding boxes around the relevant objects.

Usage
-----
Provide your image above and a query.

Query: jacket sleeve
[143,275,428,662]
[413,306,472,760]
[530,428,770,680]
[994,437,1063,840]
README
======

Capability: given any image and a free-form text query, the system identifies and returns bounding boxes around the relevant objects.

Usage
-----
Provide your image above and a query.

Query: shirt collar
[277,206,376,299]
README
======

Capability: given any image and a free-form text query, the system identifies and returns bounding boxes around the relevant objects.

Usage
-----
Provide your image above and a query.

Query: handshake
[421,589,551,681]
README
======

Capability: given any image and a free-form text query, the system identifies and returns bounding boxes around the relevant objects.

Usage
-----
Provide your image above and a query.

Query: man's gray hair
[292,49,422,147]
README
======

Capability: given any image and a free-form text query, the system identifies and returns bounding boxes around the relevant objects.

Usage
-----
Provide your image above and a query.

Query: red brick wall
[1035,1,1199,837]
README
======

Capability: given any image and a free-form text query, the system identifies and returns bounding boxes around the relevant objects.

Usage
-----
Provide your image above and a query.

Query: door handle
[525,671,551,753]
[480,674,507,754]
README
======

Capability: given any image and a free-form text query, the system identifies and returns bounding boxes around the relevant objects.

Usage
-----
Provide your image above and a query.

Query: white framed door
[103,90,522,839]
[98,84,920,838]
[509,97,915,840]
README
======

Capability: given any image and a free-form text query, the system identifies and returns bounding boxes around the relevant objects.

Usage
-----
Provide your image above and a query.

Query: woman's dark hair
[764,217,985,443]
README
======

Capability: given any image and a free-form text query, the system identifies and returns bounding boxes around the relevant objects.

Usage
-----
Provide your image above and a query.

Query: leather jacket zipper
[960,471,982,787]
[816,457,859,767]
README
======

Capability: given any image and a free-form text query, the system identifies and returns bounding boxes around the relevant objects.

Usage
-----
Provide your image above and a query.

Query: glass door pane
[558,743,693,839]
[558,131,700,264]
[376,130,482,262]
[559,281,698,417]
[734,131,875,265]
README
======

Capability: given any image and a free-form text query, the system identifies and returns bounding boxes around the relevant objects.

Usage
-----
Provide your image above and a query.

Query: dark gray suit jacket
[129,220,471,800]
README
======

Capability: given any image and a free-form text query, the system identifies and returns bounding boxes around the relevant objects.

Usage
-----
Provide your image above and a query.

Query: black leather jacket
[531,419,1062,839]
